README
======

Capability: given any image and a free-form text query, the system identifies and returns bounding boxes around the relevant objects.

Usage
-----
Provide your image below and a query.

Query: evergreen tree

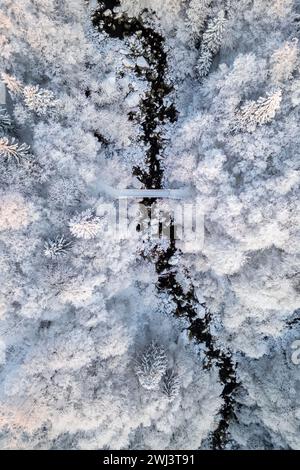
[1,73,23,97]
[196,47,213,78]
[0,137,31,163]
[0,107,11,134]
[23,85,55,116]
[235,90,282,132]
[196,9,227,79]
[44,236,72,259]
[186,0,212,39]
[69,209,101,239]
[270,39,298,84]
[135,341,168,391]
[161,369,180,401]
[202,10,226,54]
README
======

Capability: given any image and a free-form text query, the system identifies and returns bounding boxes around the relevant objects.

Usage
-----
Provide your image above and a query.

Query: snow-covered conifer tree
[23,85,55,116]
[202,10,226,54]
[0,107,11,133]
[196,9,227,78]
[135,341,168,390]
[44,236,72,259]
[186,0,212,39]
[49,178,81,207]
[1,73,23,97]
[0,137,31,163]
[235,90,282,132]
[69,209,101,239]
[0,11,12,30]
[196,47,213,78]
[0,191,33,231]
[270,39,298,83]
[161,368,180,401]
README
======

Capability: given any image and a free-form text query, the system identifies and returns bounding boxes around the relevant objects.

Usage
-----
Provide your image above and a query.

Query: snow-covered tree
[1,73,23,97]
[196,47,213,78]
[290,78,300,106]
[234,90,282,132]
[161,368,180,401]
[69,209,101,239]
[272,0,294,17]
[0,191,33,231]
[0,137,31,163]
[49,178,81,207]
[0,11,12,30]
[44,236,72,259]
[23,85,55,116]
[186,0,212,39]
[135,341,168,390]
[202,9,226,54]
[196,9,227,78]
[0,107,11,133]
[270,39,298,84]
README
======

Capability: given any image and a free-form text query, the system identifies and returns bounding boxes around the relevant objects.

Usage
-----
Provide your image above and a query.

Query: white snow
[125,91,141,108]
[0,0,299,451]
[136,56,150,68]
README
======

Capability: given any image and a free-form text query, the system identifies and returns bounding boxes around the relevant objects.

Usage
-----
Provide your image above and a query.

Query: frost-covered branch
[0,137,31,163]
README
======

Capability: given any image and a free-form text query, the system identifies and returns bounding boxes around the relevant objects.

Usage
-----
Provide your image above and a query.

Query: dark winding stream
[91,0,238,449]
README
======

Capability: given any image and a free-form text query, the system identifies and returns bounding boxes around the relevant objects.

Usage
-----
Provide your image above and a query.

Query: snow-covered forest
[0,0,299,450]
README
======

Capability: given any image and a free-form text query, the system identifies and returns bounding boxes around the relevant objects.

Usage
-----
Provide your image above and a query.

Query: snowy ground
[0,0,299,450]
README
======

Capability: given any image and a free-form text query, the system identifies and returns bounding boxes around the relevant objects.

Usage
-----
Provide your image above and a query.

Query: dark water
[91,0,238,449]
[92,1,177,191]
